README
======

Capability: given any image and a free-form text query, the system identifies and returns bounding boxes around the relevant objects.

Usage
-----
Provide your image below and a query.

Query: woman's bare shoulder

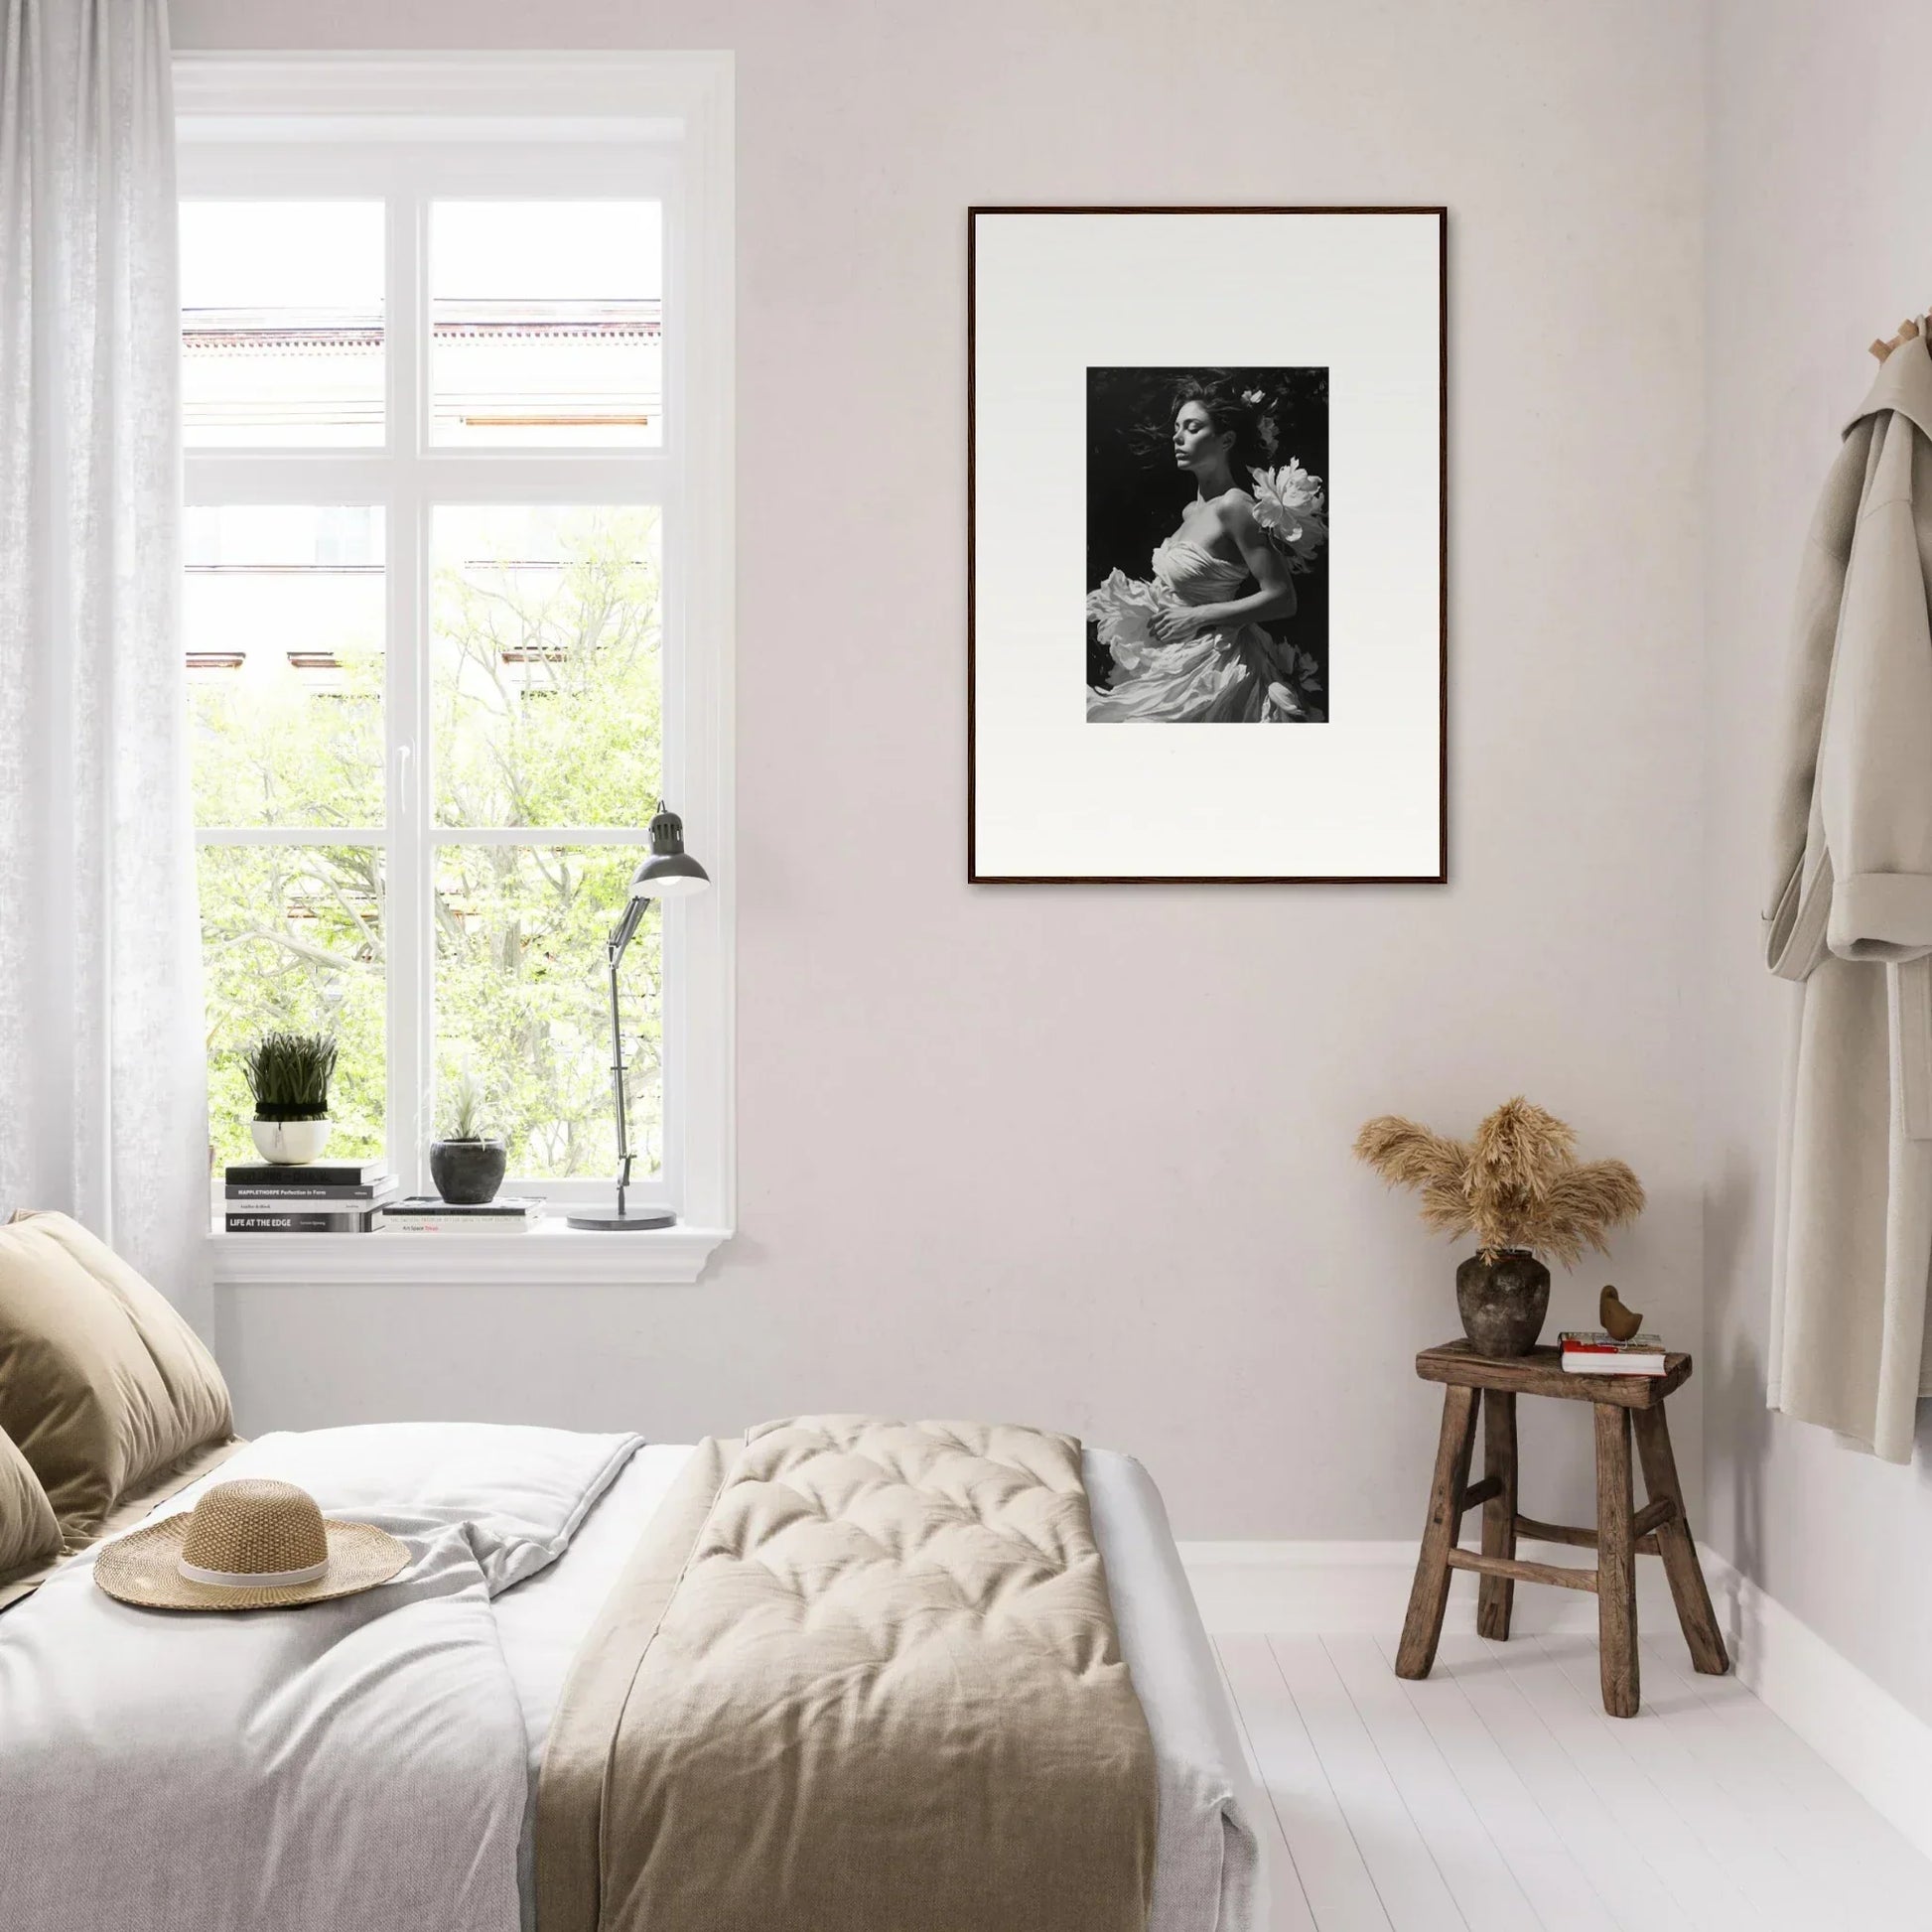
[1212,487,1261,533]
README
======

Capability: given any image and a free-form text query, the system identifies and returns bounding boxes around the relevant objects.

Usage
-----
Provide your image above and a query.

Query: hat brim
[93,1515,411,1612]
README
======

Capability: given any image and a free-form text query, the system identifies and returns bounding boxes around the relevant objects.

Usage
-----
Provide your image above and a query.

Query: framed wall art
[968,206,1447,884]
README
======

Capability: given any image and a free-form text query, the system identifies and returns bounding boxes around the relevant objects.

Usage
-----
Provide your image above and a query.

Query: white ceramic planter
[250,1118,333,1166]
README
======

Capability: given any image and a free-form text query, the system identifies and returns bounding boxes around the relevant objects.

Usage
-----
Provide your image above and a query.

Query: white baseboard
[1179,1539,1932,1864]
[1698,1546,1932,1863]
[1177,1538,1678,1637]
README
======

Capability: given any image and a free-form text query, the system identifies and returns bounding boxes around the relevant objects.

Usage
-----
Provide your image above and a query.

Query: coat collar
[1847,330,1932,444]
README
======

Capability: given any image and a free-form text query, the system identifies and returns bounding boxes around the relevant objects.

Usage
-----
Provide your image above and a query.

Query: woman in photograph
[1087,379,1326,723]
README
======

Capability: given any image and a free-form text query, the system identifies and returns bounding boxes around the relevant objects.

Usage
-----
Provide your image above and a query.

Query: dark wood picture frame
[967,206,1449,886]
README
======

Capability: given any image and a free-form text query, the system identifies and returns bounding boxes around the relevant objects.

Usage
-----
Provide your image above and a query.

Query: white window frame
[178,55,735,1285]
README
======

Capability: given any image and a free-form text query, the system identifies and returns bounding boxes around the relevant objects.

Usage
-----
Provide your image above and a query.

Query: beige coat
[1766,334,1932,1461]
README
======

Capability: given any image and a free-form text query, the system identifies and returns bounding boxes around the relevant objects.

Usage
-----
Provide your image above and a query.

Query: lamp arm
[609,893,648,962]
[604,894,653,1217]
[606,938,633,1215]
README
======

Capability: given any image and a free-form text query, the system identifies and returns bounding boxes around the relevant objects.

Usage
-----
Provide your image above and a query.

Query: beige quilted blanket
[535,1417,1158,1932]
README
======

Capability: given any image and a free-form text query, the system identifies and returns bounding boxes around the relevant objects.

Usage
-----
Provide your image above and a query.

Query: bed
[0,1423,1264,1932]
[0,1214,1263,1932]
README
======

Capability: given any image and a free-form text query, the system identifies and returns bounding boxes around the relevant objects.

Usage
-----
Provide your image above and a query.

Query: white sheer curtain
[0,0,208,1329]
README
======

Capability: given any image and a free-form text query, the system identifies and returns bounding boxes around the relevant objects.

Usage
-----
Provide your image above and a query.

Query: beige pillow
[0,1211,233,1540]
[0,1422,61,1584]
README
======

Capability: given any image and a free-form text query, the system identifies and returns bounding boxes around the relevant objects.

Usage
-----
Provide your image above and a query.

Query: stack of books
[223,1160,397,1233]
[379,1195,546,1235]
[1559,1329,1669,1376]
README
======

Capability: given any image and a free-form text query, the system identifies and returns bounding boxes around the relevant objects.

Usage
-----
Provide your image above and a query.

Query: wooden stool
[1394,1339,1728,1718]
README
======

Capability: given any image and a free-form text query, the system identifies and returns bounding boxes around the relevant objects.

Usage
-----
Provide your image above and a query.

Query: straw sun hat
[93,1478,410,1611]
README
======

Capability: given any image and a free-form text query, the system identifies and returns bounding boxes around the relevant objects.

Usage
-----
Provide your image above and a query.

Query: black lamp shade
[629,804,711,900]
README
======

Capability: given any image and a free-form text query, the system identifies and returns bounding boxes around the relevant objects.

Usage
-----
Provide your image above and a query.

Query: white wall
[173,0,1708,1541]
[1703,0,1932,1729]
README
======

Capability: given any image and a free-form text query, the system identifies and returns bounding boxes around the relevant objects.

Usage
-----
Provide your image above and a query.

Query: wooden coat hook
[1871,315,1927,362]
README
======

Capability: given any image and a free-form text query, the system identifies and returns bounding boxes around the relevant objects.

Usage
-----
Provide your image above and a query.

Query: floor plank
[1319,1636,1541,1931]
[1270,1635,1469,1930]
[1367,1632,1622,1932]
[1635,1633,1932,1924]
[1534,1634,1813,1931]
[1217,1636,1384,1932]
[1481,1634,1755,1930]
[1208,1622,1932,1932]
[1421,1636,1702,1932]
[1214,1642,1320,1932]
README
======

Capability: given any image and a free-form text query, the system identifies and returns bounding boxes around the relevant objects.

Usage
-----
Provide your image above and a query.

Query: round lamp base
[566,1206,677,1231]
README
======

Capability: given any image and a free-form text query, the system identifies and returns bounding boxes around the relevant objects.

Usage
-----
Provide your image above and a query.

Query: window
[176,57,734,1280]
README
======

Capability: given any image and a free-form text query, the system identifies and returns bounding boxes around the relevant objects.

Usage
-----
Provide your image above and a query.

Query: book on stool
[1560,1328,1667,1375]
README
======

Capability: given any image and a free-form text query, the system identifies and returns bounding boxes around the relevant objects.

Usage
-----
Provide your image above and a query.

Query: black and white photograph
[970,207,1444,882]
[1086,366,1329,724]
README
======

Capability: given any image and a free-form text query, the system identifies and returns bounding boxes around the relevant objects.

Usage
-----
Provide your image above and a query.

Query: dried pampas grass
[1353,1096,1644,1267]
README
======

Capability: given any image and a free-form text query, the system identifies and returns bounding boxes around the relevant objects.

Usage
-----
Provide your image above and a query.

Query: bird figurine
[1599,1285,1643,1341]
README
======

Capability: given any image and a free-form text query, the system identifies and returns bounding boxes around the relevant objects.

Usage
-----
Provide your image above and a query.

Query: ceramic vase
[1454,1249,1551,1357]
[249,1117,333,1166]
[428,1139,507,1205]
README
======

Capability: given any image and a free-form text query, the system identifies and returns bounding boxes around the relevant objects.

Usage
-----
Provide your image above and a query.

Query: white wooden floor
[1215,1630,1932,1931]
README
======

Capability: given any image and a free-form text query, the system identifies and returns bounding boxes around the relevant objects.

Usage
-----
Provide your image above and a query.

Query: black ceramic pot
[1454,1249,1551,1357]
[429,1138,507,1206]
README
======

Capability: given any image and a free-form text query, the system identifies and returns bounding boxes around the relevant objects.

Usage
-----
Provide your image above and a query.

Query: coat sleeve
[1764,425,1870,979]
[1819,418,1932,962]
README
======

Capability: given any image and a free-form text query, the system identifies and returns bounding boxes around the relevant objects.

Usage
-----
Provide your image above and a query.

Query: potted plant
[243,1032,339,1166]
[1353,1097,1645,1356]
[429,1072,507,1206]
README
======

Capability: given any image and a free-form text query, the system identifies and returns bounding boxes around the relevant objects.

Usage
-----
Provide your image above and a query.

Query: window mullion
[195,828,391,847]
[385,175,429,1199]
[432,826,648,845]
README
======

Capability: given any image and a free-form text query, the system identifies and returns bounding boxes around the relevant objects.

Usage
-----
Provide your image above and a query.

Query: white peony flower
[1248,459,1330,574]
[1085,569,1172,671]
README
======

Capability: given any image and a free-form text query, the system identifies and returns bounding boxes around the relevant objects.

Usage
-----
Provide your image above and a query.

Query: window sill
[208,1220,731,1286]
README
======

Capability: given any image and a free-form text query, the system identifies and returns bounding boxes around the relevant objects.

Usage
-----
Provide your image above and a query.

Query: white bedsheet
[0,1424,641,1932]
[492,1445,1264,1932]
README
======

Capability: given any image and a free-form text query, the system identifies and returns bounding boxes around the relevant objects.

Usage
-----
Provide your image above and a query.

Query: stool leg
[1632,1405,1729,1676]
[1397,1384,1479,1680]
[1593,1402,1639,1718]
[1476,1390,1518,1640]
